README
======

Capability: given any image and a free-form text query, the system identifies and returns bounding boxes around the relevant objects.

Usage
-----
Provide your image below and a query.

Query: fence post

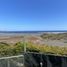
[40,62,43,67]
[7,59,10,67]
[40,53,43,67]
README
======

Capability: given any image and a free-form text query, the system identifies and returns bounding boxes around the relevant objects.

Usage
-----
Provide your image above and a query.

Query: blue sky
[0,0,67,31]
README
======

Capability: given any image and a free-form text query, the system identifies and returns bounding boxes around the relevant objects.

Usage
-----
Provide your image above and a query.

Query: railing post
[24,42,26,53]
[23,38,27,67]
[40,62,43,67]
[40,53,43,67]
[7,59,10,67]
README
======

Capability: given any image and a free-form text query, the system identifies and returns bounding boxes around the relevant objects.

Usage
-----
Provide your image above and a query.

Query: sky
[0,0,67,31]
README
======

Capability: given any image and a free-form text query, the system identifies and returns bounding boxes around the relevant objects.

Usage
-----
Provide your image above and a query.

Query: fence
[0,53,67,67]
[0,55,24,67]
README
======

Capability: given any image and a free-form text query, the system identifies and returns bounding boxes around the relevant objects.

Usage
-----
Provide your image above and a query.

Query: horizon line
[0,30,67,32]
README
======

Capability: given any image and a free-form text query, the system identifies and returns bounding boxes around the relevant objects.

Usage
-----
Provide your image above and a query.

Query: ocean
[0,31,66,36]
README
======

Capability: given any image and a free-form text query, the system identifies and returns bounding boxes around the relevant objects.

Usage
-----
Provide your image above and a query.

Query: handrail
[0,55,24,60]
[0,52,67,60]
[25,52,67,57]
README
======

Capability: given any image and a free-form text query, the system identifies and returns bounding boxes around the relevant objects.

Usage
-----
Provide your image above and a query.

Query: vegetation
[40,33,67,40]
[0,42,67,57]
